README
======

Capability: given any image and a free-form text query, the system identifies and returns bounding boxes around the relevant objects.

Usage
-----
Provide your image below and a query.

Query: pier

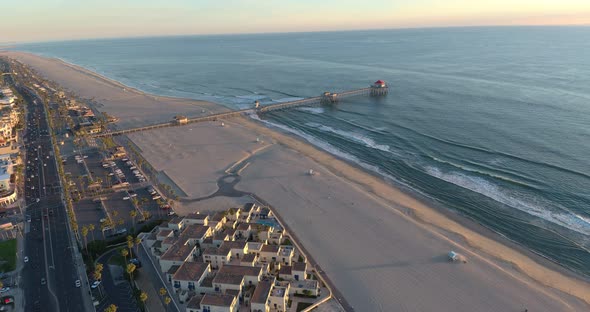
[90,80,388,138]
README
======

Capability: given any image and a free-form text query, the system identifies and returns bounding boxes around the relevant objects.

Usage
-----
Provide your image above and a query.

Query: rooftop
[185,213,209,220]
[212,273,244,285]
[202,246,230,257]
[293,262,307,272]
[160,243,195,262]
[167,265,181,275]
[279,265,292,275]
[218,264,262,277]
[201,275,214,288]
[271,285,287,298]
[261,244,279,253]
[219,240,246,252]
[186,295,202,309]
[291,279,318,290]
[247,242,263,251]
[162,236,177,245]
[279,246,293,257]
[173,262,209,281]
[169,216,184,225]
[236,223,251,231]
[179,224,209,240]
[251,280,273,304]
[201,293,236,307]
[213,232,229,241]
[242,203,256,213]
[210,211,226,222]
[241,254,256,263]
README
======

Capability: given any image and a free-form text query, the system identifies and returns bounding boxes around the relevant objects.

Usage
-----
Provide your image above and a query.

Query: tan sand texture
[3,50,589,311]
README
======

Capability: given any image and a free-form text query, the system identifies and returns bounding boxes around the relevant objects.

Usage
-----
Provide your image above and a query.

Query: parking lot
[64,145,170,242]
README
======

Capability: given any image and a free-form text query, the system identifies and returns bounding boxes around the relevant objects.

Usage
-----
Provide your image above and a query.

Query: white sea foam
[248,115,409,188]
[425,166,590,236]
[305,122,392,153]
[296,107,325,114]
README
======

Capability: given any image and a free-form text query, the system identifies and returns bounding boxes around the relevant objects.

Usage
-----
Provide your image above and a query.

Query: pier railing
[91,83,387,138]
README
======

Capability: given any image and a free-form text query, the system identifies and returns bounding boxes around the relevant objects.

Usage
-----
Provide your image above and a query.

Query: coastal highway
[19,85,87,312]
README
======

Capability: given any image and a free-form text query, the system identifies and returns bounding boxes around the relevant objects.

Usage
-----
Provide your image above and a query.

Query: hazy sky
[2,0,590,43]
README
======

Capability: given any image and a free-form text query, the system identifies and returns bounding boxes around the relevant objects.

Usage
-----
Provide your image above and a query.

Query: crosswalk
[86,138,98,148]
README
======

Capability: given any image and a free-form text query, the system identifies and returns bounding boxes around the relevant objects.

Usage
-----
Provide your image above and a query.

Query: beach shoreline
[3,50,589,310]
[243,114,590,284]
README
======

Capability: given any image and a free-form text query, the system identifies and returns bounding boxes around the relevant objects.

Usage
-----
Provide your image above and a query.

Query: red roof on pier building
[374,80,385,85]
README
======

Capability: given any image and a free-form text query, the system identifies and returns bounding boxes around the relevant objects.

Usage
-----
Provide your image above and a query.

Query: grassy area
[0,239,17,272]
[296,302,314,312]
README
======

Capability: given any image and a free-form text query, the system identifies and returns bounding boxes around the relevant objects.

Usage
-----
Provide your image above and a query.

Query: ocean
[16,26,590,276]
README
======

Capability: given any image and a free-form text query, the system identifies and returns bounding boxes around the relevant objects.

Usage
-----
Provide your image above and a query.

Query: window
[174,281,180,288]
[188,282,195,290]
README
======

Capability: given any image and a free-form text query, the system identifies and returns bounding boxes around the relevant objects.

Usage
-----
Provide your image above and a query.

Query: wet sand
[3,50,590,311]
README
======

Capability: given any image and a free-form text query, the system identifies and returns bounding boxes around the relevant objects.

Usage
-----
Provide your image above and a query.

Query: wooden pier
[90,80,388,138]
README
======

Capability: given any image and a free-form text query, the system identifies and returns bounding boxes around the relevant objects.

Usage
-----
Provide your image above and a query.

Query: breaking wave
[425,166,590,237]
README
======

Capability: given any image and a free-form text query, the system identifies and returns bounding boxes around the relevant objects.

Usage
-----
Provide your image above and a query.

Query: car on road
[0,287,9,293]
[129,258,142,268]
[24,256,29,263]
[91,281,101,289]
[75,280,81,288]
[167,210,176,216]
[2,296,14,305]
[41,278,46,285]
[123,196,130,200]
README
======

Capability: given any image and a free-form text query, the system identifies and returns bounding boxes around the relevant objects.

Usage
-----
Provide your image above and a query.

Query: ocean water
[17,26,590,276]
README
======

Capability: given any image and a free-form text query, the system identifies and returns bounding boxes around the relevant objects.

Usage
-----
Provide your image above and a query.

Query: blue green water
[16,26,590,276]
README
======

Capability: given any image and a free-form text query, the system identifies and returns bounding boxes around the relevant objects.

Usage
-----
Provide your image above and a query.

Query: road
[18,85,88,312]
[95,248,140,312]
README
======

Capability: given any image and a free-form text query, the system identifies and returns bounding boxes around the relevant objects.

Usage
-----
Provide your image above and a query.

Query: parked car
[75,280,81,288]
[0,287,9,293]
[41,278,46,285]
[91,281,101,289]
[129,258,142,268]
[123,196,130,200]
[2,296,14,304]
[24,256,29,263]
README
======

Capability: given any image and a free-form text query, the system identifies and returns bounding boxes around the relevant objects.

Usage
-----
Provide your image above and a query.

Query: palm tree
[103,304,117,312]
[88,223,96,242]
[164,296,171,311]
[120,248,128,263]
[142,211,151,222]
[127,240,134,257]
[129,210,137,231]
[126,263,136,281]
[139,291,148,306]
[134,236,141,255]
[81,226,89,250]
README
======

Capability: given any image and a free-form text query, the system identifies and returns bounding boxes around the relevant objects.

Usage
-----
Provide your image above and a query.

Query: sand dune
[3,50,590,311]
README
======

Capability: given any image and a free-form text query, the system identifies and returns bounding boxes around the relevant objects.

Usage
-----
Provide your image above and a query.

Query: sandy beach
[4,50,590,311]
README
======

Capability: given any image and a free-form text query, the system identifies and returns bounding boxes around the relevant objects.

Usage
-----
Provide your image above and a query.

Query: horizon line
[3,23,590,46]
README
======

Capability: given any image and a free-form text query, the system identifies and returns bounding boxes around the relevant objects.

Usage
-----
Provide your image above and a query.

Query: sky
[1,0,590,43]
